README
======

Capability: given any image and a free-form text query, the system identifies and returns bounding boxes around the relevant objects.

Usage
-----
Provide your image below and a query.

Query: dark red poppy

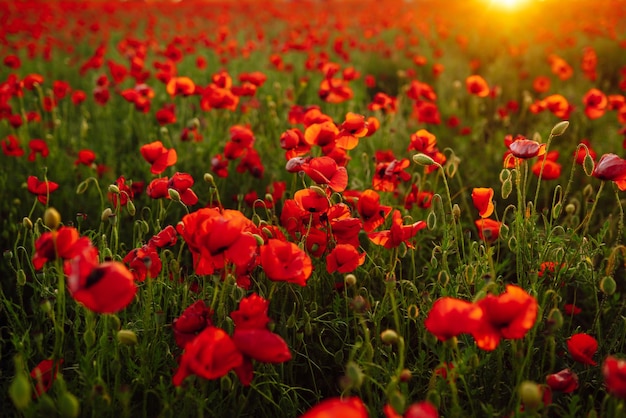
[260,239,312,286]
[603,356,626,399]
[140,140,177,174]
[230,293,270,330]
[546,369,578,393]
[27,139,49,162]
[108,176,134,208]
[31,359,63,398]
[172,326,243,386]
[4,55,21,69]
[592,154,626,190]
[75,149,96,166]
[66,247,137,314]
[172,300,213,349]
[567,333,598,365]
[472,285,538,351]
[424,297,483,342]
[123,245,161,282]
[404,185,433,210]
[27,176,59,204]
[2,134,24,157]
[508,138,546,160]
[232,329,292,364]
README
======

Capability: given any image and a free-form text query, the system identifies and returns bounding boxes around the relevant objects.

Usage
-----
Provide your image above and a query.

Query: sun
[488,0,530,9]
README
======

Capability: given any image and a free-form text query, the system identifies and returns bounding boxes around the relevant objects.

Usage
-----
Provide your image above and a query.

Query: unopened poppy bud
[44,207,61,229]
[110,315,121,331]
[22,217,33,229]
[126,201,136,216]
[565,203,576,215]
[17,269,26,286]
[264,193,274,203]
[76,180,89,194]
[261,227,273,239]
[4,250,13,261]
[413,153,436,166]
[583,184,594,200]
[188,117,200,129]
[108,184,120,194]
[203,173,214,183]
[101,208,113,222]
[547,308,563,331]
[600,276,617,295]
[550,121,569,137]
[552,203,562,219]
[399,369,412,382]
[9,372,31,410]
[168,188,181,202]
[519,381,542,410]
[345,274,357,287]
[388,390,406,416]
[583,153,595,176]
[252,234,264,246]
[350,295,370,313]
[345,361,364,388]
[381,329,399,345]
[117,330,138,346]
[501,178,513,199]
[427,211,437,230]
[452,204,461,220]
[57,391,80,418]
[84,330,96,348]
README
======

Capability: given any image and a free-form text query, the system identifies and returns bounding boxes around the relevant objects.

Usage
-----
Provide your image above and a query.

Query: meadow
[2,0,626,416]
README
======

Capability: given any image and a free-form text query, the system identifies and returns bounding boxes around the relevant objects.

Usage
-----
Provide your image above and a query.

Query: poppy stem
[582,181,605,236]
[53,258,66,361]
[532,134,554,216]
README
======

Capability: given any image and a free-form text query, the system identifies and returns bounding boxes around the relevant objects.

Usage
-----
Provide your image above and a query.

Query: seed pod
[550,121,569,137]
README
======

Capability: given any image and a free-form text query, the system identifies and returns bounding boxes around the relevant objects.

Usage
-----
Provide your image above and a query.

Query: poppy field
[3,0,626,416]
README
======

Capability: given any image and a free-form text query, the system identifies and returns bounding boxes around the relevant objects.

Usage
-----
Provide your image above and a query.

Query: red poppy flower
[368,210,426,249]
[280,128,311,159]
[357,189,392,232]
[71,90,87,105]
[66,247,137,314]
[304,121,339,149]
[32,226,92,270]
[508,138,546,160]
[2,134,24,157]
[532,76,551,93]
[300,156,348,192]
[52,80,71,100]
[4,54,21,69]
[574,140,597,165]
[260,239,312,286]
[532,151,562,180]
[546,369,578,393]
[472,285,538,351]
[140,140,177,174]
[27,139,49,162]
[123,245,161,282]
[368,92,397,113]
[172,300,213,349]
[592,154,626,190]
[425,297,483,342]
[603,356,626,399]
[108,176,134,208]
[372,159,412,192]
[230,293,270,330]
[408,129,437,154]
[403,401,439,418]
[548,54,573,81]
[583,88,607,120]
[75,149,96,166]
[466,75,490,97]
[475,218,501,242]
[155,106,176,126]
[31,359,63,398]
[404,185,433,210]
[27,176,59,204]
[472,188,495,218]
[166,76,196,97]
[326,244,365,274]
[172,326,243,386]
[567,333,598,365]
[293,188,330,218]
[232,328,292,363]
[300,396,369,418]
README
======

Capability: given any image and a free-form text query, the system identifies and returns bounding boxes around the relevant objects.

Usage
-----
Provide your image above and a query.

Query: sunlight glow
[488,0,530,9]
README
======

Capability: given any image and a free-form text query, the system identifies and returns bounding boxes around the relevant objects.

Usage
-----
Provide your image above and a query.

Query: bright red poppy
[603,356,626,399]
[66,247,137,314]
[27,176,59,204]
[546,369,578,393]
[140,140,177,174]
[472,285,538,351]
[424,297,483,342]
[326,244,365,274]
[472,188,495,218]
[32,226,92,270]
[31,359,63,398]
[300,156,348,192]
[567,333,598,365]
[583,88,608,120]
[260,239,312,286]
[466,75,490,97]
[475,218,501,242]
[2,135,24,157]
[532,151,562,180]
[368,210,426,249]
[166,76,196,97]
[172,326,243,386]
[230,293,270,330]
[357,189,392,232]
[123,245,162,282]
[75,149,96,166]
[300,396,369,418]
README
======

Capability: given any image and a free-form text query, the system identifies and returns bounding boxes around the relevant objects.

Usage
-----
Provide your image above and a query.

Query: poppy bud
[565,203,576,215]
[252,234,264,246]
[600,276,617,295]
[381,329,399,345]
[583,153,595,176]
[550,121,569,137]
[9,372,31,410]
[168,188,181,202]
[84,330,96,348]
[126,201,136,216]
[17,269,26,286]
[108,184,120,194]
[345,274,357,287]
[43,208,60,230]
[413,153,436,166]
[345,361,364,388]
[57,391,80,418]
[519,381,542,410]
[203,173,214,183]
[547,308,564,331]
[22,217,33,229]
[501,178,512,199]
[101,208,114,222]
[427,211,437,230]
[309,185,326,197]
[399,369,412,382]
[117,330,138,346]
[76,180,89,194]
[452,204,461,220]
[4,249,13,261]
[552,203,562,219]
